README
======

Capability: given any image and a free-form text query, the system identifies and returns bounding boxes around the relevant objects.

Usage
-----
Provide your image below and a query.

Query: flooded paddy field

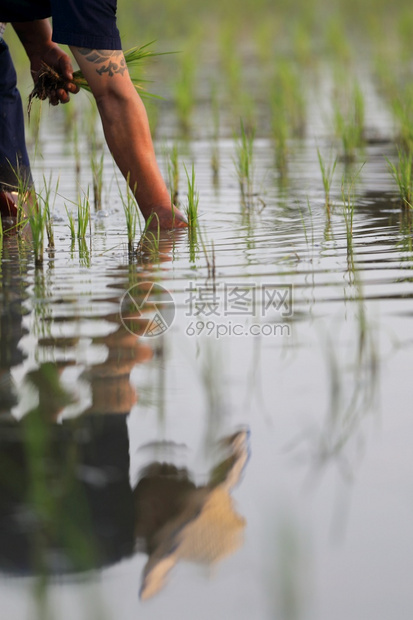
[2,6,413,619]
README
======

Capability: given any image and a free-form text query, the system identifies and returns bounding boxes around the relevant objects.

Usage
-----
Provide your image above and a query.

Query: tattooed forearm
[77,48,127,77]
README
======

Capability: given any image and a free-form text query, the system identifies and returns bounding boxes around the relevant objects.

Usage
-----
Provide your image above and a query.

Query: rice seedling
[65,192,91,240]
[118,175,140,253]
[184,162,199,229]
[317,148,338,218]
[29,42,167,109]
[354,83,365,139]
[38,173,59,248]
[234,120,255,207]
[136,216,161,263]
[293,18,314,67]
[142,212,160,240]
[387,147,413,207]
[60,90,77,137]
[167,144,180,205]
[10,172,46,259]
[77,192,91,239]
[219,24,242,103]
[65,204,76,240]
[269,59,306,176]
[333,83,365,162]
[72,112,81,183]
[254,19,280,65]
[174,51,196,135]
[210,83,220,184]
[90,142,105,211]
[278,61,306,138]
[146,101,159,137]
[391,85,413,151]
[398,8,413,60]
[270,88,288,176]
[325,18,352,65]
[27,190,46,267]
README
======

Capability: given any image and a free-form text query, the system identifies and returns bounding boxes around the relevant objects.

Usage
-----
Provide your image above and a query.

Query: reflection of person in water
[0,238,30,417]
[0,385,249,599]
[136,431,249,600]
[0,228,249,598]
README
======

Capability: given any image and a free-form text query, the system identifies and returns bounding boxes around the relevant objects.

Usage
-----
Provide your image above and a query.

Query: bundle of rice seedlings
[28,42,168,116]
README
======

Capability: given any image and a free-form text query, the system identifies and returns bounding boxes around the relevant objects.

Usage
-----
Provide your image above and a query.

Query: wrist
[12,19,53,61]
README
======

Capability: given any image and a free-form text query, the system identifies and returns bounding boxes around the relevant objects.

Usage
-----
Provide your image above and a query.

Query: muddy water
[1,82,413,620]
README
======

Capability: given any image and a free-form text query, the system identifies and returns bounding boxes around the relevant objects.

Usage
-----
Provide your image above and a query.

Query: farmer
[0,4,187,229]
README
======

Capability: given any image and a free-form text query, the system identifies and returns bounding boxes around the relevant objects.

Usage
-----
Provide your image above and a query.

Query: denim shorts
[0,0,121,50]
[0,40,32,192]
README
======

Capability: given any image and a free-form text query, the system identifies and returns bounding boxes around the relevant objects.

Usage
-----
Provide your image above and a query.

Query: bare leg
[71,47,187,230]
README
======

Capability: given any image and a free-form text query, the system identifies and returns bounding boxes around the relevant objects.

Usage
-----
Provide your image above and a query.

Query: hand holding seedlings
[0,10,187,232]
[26,33,80,110]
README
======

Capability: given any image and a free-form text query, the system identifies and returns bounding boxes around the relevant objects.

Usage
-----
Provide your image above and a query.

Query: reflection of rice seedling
[317,149,337,217]
[398,209,413,266]
[342,165,363,254]
[119,176,140,253]
[167,144,179,205]
[198,226,216,284]
[342,182,355,251]
[235,120,254,206]
[78,238,91,267]
[188,225,198,264]
[299,198,315,253]
[387,148,413,207]
[184,162,199,228]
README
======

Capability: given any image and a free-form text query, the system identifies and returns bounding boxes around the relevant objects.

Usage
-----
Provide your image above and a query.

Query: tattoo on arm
[77,48,127,77]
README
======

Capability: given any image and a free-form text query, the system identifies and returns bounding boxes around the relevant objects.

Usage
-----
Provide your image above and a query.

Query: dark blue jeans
[0,39,32,192]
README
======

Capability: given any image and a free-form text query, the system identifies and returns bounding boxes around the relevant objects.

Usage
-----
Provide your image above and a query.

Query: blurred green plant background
[5,0,413,144]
